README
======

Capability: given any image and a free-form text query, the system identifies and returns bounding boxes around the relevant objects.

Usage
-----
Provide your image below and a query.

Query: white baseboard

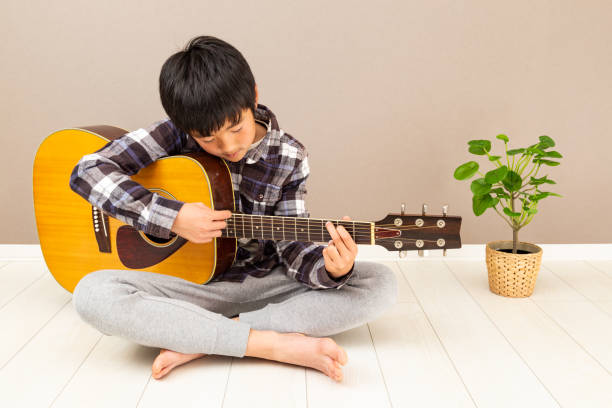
[0,245,44,260]
[354,243,612,261]
[0,243,610,261]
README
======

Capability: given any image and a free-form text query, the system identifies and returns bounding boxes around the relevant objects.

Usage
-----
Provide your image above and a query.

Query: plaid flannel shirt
[69,104,354,289]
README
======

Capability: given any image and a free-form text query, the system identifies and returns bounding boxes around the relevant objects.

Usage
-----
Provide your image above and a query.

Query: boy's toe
[337,348,348,365]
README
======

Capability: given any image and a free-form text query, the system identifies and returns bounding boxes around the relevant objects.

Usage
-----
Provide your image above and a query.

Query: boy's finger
[326,222,348,254]
[211,210,232,220]
[325,242,341,263]
[336,225,358,254]
[210,220,228,230]
[323,246,338,266]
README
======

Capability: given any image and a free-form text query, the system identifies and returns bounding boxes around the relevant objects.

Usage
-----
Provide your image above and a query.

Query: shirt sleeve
[68,119,187,239]
[273,152,354,290]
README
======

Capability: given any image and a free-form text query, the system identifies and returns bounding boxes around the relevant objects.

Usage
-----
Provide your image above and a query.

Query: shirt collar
[243,103,279,164]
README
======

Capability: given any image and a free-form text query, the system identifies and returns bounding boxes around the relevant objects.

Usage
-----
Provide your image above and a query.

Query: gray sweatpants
[72,260,398,357]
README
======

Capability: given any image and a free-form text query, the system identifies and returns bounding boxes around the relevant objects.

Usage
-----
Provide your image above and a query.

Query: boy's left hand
[323,215,358,279]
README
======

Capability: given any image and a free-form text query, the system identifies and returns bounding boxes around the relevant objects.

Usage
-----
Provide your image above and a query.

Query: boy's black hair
[159,35,256,137]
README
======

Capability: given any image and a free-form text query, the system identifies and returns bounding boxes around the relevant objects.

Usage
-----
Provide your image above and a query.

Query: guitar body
[33,126,237,293]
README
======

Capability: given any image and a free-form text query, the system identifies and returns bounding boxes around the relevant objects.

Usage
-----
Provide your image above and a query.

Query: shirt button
[258,194,264,200]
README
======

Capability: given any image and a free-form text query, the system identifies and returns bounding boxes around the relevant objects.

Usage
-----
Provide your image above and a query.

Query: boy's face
[188,85,263,162]
[189,107,263,162]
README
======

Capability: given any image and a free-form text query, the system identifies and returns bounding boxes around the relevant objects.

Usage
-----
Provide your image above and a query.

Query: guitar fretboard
[221,214,374,244]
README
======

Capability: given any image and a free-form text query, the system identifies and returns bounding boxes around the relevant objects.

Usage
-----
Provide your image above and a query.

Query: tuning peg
[401,203,406,216]
[422,203,428,215]
[442,204,448,217]
[398,251,408,258]
[418,249,430,257]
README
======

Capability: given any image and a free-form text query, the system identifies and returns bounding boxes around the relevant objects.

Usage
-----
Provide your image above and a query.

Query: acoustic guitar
[33,126,462,293]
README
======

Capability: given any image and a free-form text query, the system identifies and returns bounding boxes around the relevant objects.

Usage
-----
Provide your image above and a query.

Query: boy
[69,35,397,383]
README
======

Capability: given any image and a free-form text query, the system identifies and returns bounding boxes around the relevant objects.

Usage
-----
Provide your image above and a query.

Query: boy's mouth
[225,150,241,160]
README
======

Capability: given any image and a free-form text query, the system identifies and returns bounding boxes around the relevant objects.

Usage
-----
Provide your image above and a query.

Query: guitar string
[224,220,445,233]
[224,216,447,232]
[225,215,451,230]
[223,222,447,236]
[224,222,371,237]
[222,222,446,240]
[221,222,446,243]
[226,216,372,227]
[224,217,373,235]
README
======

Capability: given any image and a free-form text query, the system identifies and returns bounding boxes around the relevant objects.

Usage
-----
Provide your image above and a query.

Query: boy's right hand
[170,202,232,244]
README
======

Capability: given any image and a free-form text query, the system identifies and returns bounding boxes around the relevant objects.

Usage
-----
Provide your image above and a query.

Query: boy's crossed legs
[72,261,397,382]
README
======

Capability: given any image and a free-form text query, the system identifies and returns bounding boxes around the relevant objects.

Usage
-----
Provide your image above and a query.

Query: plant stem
[517,154,533,175]
[505,143,509,168]
[511,195,518,254]
[493,205,515,229]
[524,163,540,180]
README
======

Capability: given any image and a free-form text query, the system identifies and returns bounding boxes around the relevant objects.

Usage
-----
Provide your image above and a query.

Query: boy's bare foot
[152,317,350,383]
[247,331,349,382]
[151,316,240,380]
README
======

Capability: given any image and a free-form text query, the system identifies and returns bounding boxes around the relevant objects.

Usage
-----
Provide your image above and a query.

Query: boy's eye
[232,127,242,133]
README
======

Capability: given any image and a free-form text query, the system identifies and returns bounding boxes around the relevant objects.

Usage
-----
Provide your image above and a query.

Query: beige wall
[2,0,611,245]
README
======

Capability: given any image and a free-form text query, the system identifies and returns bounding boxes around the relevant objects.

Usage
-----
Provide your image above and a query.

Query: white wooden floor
[1,256,612,408]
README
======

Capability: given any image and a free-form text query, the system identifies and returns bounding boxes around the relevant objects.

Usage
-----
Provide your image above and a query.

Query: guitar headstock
[374,204,462,257]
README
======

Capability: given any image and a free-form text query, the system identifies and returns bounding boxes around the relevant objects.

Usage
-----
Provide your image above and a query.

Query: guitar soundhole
[142,233,173,245]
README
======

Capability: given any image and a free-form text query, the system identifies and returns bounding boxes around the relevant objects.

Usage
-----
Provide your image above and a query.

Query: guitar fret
[282,217,286,241]
[307,218,310,242]
[260,215,264,239]
[321,220,324,242]
[241,214,245,239]
[294,217,297,241]
[250,215,254,239]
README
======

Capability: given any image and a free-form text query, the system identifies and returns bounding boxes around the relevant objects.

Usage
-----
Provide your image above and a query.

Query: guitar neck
[221,213,374,244]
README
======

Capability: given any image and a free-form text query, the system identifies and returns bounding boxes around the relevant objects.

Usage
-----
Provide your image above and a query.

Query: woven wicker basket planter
[485,240,543,298]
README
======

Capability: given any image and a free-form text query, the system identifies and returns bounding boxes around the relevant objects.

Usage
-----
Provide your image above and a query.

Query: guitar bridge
[92,206,111,253]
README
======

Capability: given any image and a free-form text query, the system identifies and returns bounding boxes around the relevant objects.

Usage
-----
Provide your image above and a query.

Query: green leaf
[491,187,511,199]
[467,140,491,155]
[470,178,492,195]
[542,150,563,158]
[529,176,557,185]
[531,191,562,201]
[539,135,555,148]
[488,155,502,161]
[485,165,508,184]
[529,176,547,185]
[468,140,490,147]
[538,159,560,166]
[496,134,509,143]
[503,207,522,217]
[472,194,497,216]
[502,171,522,191]
[527,147,546,155]
[468,139,491,152]
[506,148,525,156]
[454,161,480,180]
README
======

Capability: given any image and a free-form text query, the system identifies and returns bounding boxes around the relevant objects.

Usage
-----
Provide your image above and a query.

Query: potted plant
[453,134,563,297]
